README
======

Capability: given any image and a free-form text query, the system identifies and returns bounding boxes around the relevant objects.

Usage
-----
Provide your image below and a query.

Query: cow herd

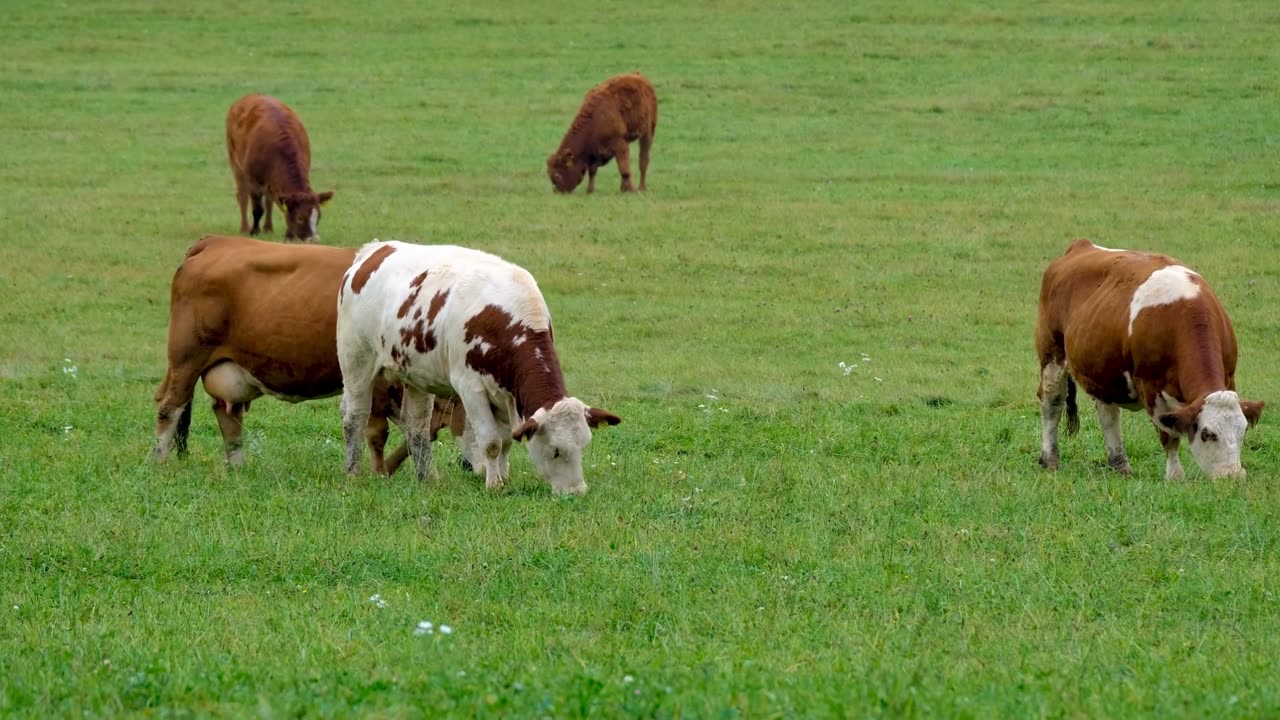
[149,74,1266,492]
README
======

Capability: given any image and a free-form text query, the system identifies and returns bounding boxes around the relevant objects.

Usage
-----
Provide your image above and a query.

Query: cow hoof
[1038,453,1059,470]
[1108,457,1133,475]
[457,455,474,473]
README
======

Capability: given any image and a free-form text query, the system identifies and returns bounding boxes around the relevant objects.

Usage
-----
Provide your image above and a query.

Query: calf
[546,73,657,194]
[151,235,455,472]
[226,94,333,242]
[1035,238,1264,479]
[337,241,621,495]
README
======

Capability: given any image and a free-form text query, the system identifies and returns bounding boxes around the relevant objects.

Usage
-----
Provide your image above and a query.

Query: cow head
[1157,390,1264,479]
[279,190,334,242]
[546,150,584,193]
[512,397,621,495]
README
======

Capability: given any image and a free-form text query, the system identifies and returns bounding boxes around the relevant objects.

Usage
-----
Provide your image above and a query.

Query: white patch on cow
[1123,371,1136,400]
[1090,242,1125,252]
[478,341,492,354]
[511,335,527,347]
[308,208,319,239]
[1187,390,1248,479]
[1128,266,1200,336]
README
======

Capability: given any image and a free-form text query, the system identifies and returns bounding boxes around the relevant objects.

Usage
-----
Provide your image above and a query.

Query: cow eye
[552,448,561,459]
[1200,429,1217,443]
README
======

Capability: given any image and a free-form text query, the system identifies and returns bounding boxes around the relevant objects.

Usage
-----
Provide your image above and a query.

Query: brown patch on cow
[413,307,422,321]
[425,290,449,324]
[349,245,396,295]
[396,271,430,318]
[400,318,437,354]
[464,304,566,416]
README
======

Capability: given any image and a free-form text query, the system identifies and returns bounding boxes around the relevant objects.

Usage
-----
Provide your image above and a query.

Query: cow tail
[1065,375,1080,436]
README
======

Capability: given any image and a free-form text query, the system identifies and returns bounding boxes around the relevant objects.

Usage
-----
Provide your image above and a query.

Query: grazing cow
[151,235,457,472]
[337,241,621,495]
[546,73,657,194]
[1035,238,1264,479]
[226,94,333,242]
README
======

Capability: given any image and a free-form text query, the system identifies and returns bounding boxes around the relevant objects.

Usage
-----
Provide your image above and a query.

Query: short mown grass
[2,1,1279,716]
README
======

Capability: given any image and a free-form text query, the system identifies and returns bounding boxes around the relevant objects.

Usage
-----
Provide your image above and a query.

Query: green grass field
[3,1,1280,716]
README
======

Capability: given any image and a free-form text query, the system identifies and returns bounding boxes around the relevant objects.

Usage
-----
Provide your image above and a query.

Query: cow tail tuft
[1065,375,1080,436]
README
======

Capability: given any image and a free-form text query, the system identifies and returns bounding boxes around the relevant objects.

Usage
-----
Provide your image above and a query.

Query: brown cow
[546,73,657,194]
[1036,239,1264,479]
[151,235,458,472]
[226,94,333,242]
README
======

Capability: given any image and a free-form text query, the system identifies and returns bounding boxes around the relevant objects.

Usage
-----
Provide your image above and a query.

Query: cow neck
[510,330,568,419]
[269,150,311,198]
[267,107,311,198]
[1174,303,1228,401]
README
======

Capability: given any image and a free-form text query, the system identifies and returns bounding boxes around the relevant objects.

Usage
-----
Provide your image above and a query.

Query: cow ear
[317,191,334,205]
[1157,405,1196,436]
[512,418,539,442]
[585,407,621,428]
[1240,400,1265,427]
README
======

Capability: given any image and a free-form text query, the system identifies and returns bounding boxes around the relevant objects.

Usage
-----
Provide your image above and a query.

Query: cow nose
[1213,466,1246,480]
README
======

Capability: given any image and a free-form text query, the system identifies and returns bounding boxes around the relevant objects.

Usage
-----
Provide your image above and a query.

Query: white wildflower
[439,624,453,635]
[414,620,434,636]
[623,675,634,684]
[368,594,387,608]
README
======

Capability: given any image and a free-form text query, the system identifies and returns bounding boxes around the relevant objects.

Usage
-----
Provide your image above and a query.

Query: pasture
[3,0,1280,716]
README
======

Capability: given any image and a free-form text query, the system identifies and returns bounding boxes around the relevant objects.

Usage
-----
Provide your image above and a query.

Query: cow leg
[638,134,652,191]
[263,196,274,234]
[614,140,636,192]
[236,186,251,233]
[365,409,413,478]
[365,413,394,475]
[1159,429,1185,480]
[1037,360,1068,469]
[173,398,193,456]
[338,364,378,476]
[400,388,437,482]
[455,420,482,475]
[212,400,248,467]
[456,392,507,491]
[586,166,597,194]
[250,194,264,235]
[1094,399,1132,474]
[152,369,200,462]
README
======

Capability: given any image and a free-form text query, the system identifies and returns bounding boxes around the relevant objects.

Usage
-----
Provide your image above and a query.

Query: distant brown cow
[547,73,657,194]
[226,94,333,242]
[1036,239,1264,480]
[151,235,458,472]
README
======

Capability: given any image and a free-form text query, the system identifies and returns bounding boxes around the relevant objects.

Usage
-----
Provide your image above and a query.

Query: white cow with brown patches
[336,240,620,495]
[1035,238,1264,479]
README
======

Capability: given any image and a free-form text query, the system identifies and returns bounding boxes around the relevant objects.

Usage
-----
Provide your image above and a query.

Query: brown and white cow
[1036,238,1264,479]
[151,235,457,472]
[336,241,621,495]
[546,73,657,194]
[226,94,333,242]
